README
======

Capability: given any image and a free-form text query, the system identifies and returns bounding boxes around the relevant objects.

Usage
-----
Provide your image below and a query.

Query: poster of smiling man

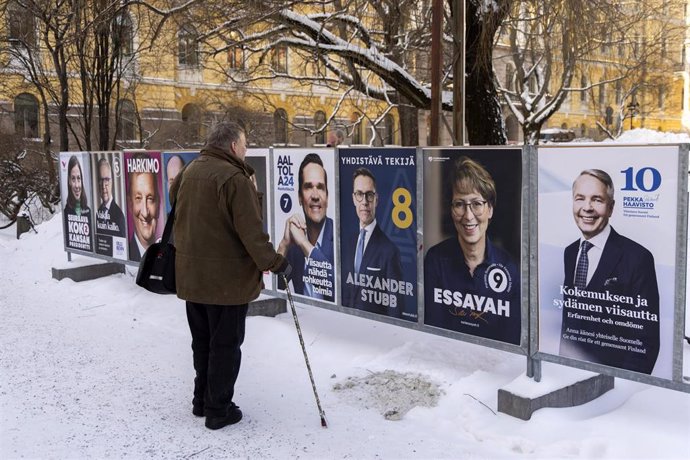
[124,151,164,263]
[274,148,337,303]
[538,145,680,378]
[339,148,417,321]
[423,148,523,345]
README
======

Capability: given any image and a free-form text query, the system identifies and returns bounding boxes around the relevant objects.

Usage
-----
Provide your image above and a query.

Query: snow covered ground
[2,130,690,459]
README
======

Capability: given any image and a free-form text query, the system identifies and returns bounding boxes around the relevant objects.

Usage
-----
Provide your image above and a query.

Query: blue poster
[339,148,417,321]
[423,148,522,344]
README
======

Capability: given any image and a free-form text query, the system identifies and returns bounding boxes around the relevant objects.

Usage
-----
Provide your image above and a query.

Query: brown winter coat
[170,145,285,305]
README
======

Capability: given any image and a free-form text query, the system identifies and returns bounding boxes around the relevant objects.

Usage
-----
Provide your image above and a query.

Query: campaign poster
[246,148,273,291]
[338,148,417,321]
[273,148,337,303]
[124,151,165,263]
[90,152,128,260]
[538,145,679,378]
[423,148,523,345]
[59,152,95,253]
[162,151,199,214]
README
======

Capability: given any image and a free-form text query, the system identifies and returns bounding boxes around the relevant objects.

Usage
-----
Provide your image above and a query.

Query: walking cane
[282,275,328,428]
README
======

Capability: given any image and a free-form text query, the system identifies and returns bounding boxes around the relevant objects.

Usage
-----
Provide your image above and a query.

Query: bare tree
[495,0,686,144]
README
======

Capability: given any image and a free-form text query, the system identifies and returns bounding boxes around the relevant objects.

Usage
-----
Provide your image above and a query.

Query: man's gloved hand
[274,258,292,280]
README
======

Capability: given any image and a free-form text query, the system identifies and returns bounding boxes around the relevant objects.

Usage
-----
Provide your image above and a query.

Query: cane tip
[321,416,328,428]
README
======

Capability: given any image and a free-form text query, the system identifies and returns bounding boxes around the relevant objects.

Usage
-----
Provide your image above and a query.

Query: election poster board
[60,152,95,254]
[338,148,417,321]
[273,148,337,303]
[123,151,165,263]
[246,148,273,291]
[423,148,523,345]
[90,152,128,260]
[537,145,679,378]
[162,151,199,214]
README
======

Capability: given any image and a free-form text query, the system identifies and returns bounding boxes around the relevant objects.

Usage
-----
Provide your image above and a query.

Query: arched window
[181,103,203,141]
[14,93,39,138]
[178,24,199,66]
[274,109,288,144]
[313,111,326,144]
[112,12,134,60]
[117,99,137,141]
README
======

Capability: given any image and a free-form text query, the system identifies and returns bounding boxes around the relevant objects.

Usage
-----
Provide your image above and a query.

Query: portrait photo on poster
[124,151,165,263]
[422,148,523,345]
[91,152,128,260]
[338,148,417,321]
[274,149,337,303]
[245,149,273,291]
[537,145,679,378]
[162,152,199,214]
[60,152,95,254]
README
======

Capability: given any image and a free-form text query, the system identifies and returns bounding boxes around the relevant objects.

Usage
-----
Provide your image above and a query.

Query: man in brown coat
[170,121,290,430]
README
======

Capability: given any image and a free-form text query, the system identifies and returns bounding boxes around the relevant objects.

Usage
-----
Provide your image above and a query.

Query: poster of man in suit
[124,151,164,263]
[338,148,417,321]
[538,145,680,378]
[274,149,337,303]
[91,152,127,259]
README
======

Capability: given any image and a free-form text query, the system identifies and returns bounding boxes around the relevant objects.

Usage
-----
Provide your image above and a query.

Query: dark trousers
[186,301,249,418]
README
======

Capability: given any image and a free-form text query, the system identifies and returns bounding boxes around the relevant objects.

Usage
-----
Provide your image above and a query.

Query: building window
[8,1,36,49]
[313,111,326,144]
[271,45,288,74]
[112,12,134,60]
[274,109,288,144]
[384,114,395,145]
[178,24,199,67]
[505,64,515,92]
[117,99,137,141]
[658,87,665,109]
[181,103,203,142]
[351,113,362,144]
[14,93,39,138]
[615,81,622,105]
[228,46,244,70]
[580,76,587,102]
[598,82,606,107]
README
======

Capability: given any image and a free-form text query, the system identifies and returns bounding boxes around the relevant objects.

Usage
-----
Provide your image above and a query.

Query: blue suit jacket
[283,217,335,301]
[342,224,404,317]
[560,227,660,374]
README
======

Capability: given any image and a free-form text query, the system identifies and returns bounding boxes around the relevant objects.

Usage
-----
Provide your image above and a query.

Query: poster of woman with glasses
[338,148,417,321]
[423,149,523,345]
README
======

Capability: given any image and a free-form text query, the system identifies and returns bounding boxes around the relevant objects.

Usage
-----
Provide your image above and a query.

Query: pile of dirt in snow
[332,369,444,420]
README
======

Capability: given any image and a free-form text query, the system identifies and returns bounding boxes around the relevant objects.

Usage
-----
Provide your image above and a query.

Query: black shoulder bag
[135,202,177,295]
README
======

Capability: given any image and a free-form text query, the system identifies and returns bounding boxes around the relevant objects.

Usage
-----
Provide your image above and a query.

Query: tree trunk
[398,97,419,146]
[464,0,508,145]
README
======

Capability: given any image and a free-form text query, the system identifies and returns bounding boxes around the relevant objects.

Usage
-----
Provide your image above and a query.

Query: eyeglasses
[451,199,488,216]
[98,177,112,184]
[353,191,377,203]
